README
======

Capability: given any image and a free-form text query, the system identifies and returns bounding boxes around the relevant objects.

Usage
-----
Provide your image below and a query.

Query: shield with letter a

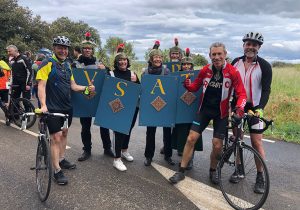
[139,74,178,127]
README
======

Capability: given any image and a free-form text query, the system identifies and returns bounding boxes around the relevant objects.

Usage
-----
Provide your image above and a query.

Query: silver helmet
[53,36,71,47]
[242,32,264,45]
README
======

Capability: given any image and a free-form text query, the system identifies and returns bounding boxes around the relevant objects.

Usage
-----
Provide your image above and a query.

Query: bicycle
[22,110,69,202]
[0,85,36,128]
[217,112,273,210]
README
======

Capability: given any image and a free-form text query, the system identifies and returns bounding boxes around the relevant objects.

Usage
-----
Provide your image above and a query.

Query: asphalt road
[0,114,299,210]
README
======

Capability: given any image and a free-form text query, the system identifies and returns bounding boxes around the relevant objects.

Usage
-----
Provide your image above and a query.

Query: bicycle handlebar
[230,113,274,133]
[21,109,69,131]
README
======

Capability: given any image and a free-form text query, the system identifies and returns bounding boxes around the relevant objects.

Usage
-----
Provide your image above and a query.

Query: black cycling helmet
[242,32,264,45]
[53,36,71,47]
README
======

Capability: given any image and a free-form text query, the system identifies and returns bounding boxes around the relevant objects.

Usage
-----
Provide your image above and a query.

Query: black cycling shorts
[46,109,73,134]
[190,107,228,140]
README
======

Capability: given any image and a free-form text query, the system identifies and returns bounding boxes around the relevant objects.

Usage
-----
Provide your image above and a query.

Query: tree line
[0,0,208,69]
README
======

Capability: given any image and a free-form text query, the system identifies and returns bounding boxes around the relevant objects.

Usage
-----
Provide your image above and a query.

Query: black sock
[179,167,185,173]
[210,168,216,172]
[257,171,263,177]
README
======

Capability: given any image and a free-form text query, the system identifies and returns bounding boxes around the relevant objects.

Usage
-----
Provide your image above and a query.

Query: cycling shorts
[190,107,228,140]
[46,109,73,134]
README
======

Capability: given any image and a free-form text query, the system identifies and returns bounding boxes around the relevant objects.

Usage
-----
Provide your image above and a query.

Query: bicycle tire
[36,134,52,202]
[218,144,270,210]
[11,98,36,128]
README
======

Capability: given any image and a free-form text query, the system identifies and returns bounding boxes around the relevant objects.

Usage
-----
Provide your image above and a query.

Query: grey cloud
[18,0,300,62]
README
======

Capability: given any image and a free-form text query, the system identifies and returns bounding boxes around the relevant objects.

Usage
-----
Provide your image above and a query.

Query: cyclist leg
[210,115,228,169]
[50,131,64,171]
[22,87,31,100]
[59,110,74,166]
[248,115,265,172]
[11,83,21,99]
[169,113,209,184]
[250,133,265,171]
[181,111,211,168]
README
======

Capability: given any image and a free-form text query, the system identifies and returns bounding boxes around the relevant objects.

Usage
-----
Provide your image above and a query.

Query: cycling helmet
[242,32,264,45]
[53,36,71,47]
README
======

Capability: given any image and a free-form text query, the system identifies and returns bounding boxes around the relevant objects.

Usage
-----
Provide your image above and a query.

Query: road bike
[0,85,36,128]
[22,110,69,202]
[218,113,273,210]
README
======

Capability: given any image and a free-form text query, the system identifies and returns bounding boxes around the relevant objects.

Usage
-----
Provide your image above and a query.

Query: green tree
[50,17,101,51]
[192,54,208,67]
[0,0,33,54]
[0,1,103,60]
[103,36,136,69]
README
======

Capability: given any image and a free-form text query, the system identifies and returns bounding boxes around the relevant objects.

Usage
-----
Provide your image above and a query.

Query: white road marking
[152,163,232,210]
[152,163,264,210]
[0,120,71,149]
[205,127,275,143]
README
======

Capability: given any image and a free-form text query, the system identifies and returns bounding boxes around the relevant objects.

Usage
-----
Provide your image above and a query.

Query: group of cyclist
[1,31,272,194]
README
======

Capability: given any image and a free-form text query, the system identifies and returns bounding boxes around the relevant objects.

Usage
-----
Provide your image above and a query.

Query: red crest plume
[185,48,190,57]
[85,32,91,40]
[85,32,91,37]
[153,40,160,49]
[116,43,125,53]
[174,38,179,46]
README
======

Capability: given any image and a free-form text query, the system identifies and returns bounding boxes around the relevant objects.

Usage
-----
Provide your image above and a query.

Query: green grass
[263,66,300,143]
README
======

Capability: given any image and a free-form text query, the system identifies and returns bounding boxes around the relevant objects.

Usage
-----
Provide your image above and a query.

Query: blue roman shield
[94,76,141,135]
[139,74,178,127]
[71,68,105,117]
[170,70,202,123]
[164,62,181,72]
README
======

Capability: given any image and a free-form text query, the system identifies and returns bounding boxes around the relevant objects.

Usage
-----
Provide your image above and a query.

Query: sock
[179,167,185,173]
[178,162,186,173]
[210,168,216,172]
[257,171,263,177]
[55,168,61,174]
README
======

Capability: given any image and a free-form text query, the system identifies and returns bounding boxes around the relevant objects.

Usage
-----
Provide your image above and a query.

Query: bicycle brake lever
[61,117,69,130]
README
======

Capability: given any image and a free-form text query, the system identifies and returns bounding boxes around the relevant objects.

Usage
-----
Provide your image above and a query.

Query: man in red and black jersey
[169,42,246,185]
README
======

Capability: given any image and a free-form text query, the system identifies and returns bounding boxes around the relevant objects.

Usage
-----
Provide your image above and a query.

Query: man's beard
[244,49,258,58]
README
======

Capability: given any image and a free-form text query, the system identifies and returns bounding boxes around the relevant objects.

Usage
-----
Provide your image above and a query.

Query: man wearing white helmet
[230,32,272,194]
[37,35,95,185]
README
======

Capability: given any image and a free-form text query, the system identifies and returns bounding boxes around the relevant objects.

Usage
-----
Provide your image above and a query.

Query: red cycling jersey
[185,62,247,118]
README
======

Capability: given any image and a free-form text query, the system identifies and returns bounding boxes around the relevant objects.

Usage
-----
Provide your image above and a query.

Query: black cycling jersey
[202,66,223,110]
[10,54,33,85]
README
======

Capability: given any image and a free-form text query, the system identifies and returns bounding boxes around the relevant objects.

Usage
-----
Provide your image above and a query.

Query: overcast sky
[19,0,300,63]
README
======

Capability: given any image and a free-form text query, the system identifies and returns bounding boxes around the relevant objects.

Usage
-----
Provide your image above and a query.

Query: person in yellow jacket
[0,59,11,106]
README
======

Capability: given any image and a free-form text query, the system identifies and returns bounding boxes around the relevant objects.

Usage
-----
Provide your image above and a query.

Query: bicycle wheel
[36,134,52,202]
[218,144,270,210]
[11,98,36,128]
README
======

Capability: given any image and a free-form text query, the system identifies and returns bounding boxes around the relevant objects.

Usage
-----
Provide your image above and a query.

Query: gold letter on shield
[150,79,166,95]
[114,82,128,96]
